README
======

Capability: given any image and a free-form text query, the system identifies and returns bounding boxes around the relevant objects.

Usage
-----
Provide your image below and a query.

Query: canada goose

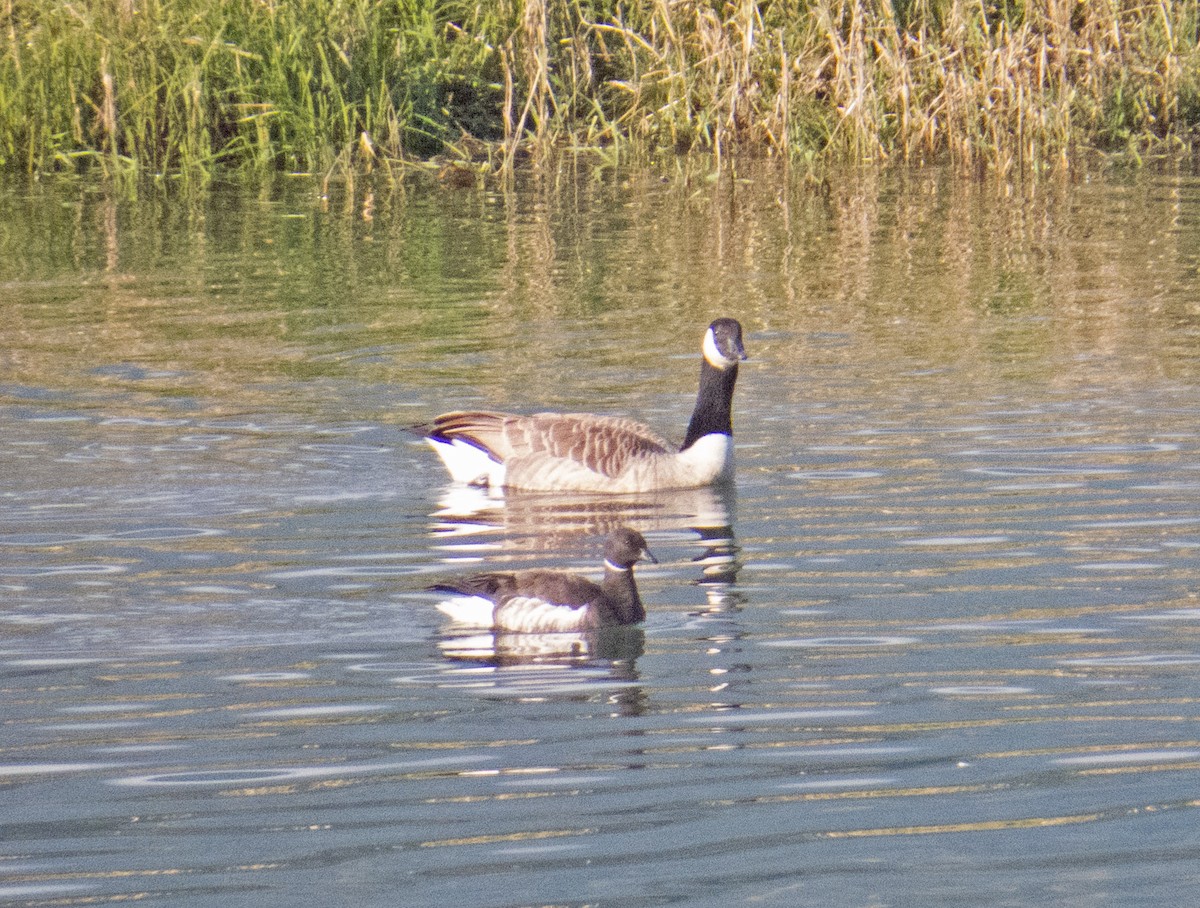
[421,317,747,493]
[429,527,656,633]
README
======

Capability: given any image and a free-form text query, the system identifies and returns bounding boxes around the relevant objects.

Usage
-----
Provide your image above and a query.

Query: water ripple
[778,776,899,790]
[761,636,920,648]
[900,535,1011,546]
[1053,750,1200,766]
[0,564,125,576]
[1059,654,1200,667]
[0,527,224,546]
[0,762,122,777]
[684,709,872,724]
[110,755,492,788]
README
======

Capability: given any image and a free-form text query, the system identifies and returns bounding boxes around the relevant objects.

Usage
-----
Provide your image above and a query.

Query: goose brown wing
[502,569,605,608]
[429,568,602,607]
[424,411,512,459]
[427,571,517,599]
[428,411,674,478]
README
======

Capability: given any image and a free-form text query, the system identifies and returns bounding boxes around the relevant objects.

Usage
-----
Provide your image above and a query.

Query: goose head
[603,527,658,571]
[703,318,749,370]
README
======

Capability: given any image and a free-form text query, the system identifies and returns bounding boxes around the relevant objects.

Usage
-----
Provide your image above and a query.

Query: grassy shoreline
[4,1,1200,180]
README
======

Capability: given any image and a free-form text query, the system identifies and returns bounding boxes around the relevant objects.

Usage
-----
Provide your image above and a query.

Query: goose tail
[425,437,505,487]
[435,596,498,627]
[420,411,511,487]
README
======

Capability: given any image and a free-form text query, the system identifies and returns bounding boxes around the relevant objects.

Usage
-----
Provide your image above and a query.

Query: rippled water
[2,168,1199,906]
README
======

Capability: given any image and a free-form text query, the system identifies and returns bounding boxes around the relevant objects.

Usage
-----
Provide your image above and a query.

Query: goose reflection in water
[431,483,743,604]
[437,624,646,666]
[435,629,650,717]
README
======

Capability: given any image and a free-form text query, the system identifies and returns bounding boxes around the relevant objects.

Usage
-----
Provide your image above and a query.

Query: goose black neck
[681,360,738,451]
[600,568,645,624]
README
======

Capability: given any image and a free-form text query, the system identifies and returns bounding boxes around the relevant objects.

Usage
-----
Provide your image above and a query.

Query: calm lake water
[2,165,1199,906]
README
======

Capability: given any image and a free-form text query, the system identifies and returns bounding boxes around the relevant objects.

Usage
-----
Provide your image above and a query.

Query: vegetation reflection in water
[0,168,1198,906]
[3,166,1200,391]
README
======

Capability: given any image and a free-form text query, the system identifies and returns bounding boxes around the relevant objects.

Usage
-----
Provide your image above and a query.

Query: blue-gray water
[1,168,1199,906]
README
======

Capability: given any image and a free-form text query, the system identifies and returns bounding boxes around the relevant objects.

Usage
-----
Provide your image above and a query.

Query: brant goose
[422,317,747,492]
[430,527,656,633]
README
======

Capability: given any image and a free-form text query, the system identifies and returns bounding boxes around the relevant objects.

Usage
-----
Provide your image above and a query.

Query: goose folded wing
[429,568,601,607]
[430,411,674,478]
[427,571,517,599]
[503,569,605,607]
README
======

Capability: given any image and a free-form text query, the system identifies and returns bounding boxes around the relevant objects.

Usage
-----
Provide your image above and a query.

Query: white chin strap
[604,560,631,572]
[702,327,737,368]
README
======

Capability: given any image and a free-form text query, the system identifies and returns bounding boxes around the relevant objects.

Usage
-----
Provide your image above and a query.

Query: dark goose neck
[599,567,645,624]
[681,360,739,451]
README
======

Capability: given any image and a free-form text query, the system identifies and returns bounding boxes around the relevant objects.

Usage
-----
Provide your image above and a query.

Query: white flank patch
[436,596,497,627]
[496,596,590,633]
[426,438,505,487]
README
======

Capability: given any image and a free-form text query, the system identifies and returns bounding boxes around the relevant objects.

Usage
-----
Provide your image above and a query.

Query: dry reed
[2,0,1198,178]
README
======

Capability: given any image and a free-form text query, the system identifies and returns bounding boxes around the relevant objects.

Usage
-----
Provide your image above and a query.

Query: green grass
[3,0,1200,179]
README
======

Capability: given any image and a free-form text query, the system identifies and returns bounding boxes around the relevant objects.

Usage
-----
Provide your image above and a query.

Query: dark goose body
[430,528,656,633]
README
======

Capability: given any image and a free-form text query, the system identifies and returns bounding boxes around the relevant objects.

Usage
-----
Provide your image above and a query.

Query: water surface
[2,167,1199,906]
